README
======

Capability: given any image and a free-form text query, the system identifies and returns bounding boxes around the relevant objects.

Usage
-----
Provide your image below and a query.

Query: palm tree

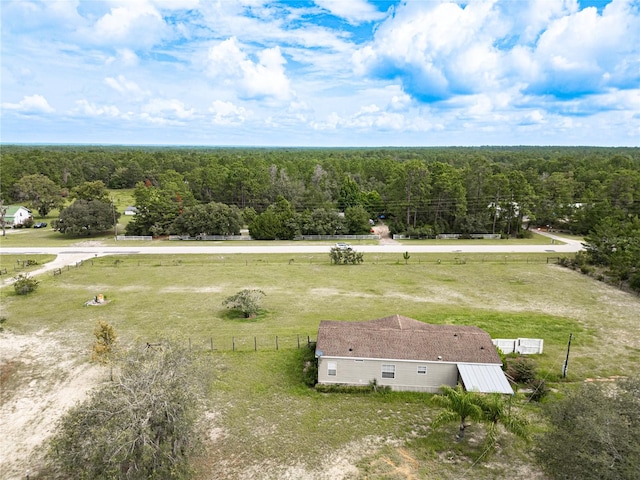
[477,393,529,448]
[431,385,483,441]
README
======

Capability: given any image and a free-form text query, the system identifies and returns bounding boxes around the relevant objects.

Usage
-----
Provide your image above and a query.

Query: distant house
[124,206,138,216]
[3,206,32,227]
[316,315,513,394]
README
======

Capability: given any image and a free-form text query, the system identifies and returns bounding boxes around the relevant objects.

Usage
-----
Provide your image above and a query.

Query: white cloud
[314,0,386,25]
[104,75,147,98]
[209,100,251,125]
[117,48,140,67]
[207,37,292,101]
[90,1,165,47]
[355,0,640,103]
[519,0,640,95]
[142,98,195,120]
[73,100,120,117]
[2,94,54,113]
[353,0,507,101]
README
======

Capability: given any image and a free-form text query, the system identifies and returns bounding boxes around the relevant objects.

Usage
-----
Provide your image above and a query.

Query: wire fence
[169,334,317,352]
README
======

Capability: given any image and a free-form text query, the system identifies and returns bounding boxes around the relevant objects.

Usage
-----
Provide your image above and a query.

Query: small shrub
[506,356,537,384]
[13,274,39,295]
[315,383,390,394]
[301,343,318,387]
[580,265,594,275]
[528,378,549,402]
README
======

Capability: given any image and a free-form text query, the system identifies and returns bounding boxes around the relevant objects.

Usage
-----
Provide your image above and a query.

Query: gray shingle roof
[316,314,501,364]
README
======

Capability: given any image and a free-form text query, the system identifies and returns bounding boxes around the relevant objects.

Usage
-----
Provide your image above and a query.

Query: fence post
[276,335,279,350]
[232,337,235,351]
[254,336,257,351]
[189,338,191,350]
[297,335,300,349]
[210,337,214,351]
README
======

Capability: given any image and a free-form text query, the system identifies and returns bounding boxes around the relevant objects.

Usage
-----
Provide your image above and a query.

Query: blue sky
[1,0,639,146]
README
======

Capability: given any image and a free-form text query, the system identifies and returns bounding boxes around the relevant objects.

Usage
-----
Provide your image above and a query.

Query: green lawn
[2,252,638,479]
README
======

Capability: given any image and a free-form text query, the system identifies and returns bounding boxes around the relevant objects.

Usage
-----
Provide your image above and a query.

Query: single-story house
[315,315,513,394]
[124,206,138,215]
[3,205,32,227]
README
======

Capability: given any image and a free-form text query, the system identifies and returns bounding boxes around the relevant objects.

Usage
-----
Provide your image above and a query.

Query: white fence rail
[169,235,252,241]
[294,235,379,240]
[492,338,544,355]
[116,235,153,241]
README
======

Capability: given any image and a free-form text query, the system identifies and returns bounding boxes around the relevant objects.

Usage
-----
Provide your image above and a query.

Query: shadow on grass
[219,309,268,323]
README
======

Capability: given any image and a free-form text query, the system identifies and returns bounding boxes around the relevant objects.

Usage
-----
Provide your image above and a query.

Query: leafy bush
[536,377,640,480]
[13,273,39,295]
[222,289,265,318]
[315,383,390,394]
[301,342,318,387]
[329,246,364,265]
[506,356,537,384]
[46,343,205,480]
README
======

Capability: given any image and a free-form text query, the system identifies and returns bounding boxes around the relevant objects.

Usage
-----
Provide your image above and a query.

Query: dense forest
[2,145,639,289]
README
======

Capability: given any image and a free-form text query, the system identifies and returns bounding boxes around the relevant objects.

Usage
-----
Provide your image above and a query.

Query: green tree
[46,343,204,480]
[92,320,118,381]
[298,208,346,236]
[344,205,371,234]
[54,199,119,236]
[70,180,109,202]
[125,181,182,236]
[171,202,243,237]
[536,377,640,480]
[249,196,297,240]
[388,160,430,230]
[431,385,483,441]
[12,173,64,216]
[223,289,265,318]
[0,200,7,236]
[337,175,362,211]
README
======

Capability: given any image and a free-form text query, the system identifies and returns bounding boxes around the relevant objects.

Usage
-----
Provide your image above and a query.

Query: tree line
[2,145,639,288]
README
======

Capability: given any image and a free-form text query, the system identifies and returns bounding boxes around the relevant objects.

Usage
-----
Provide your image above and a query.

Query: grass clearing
[2,251,639,478]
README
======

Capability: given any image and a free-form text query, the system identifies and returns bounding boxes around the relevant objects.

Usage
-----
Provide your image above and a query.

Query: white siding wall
[318,357,459,393]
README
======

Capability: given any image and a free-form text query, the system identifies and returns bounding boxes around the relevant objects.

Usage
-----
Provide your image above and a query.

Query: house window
[381,364,395,379]
[327,361,337,376]
[417,365,427,375]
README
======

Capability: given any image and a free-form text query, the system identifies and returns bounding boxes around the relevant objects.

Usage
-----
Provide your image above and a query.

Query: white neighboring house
[316,315,513,394]
[124,206,138,216]
[3,206,32,227]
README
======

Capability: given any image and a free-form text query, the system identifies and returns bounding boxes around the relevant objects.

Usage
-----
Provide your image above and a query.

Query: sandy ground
[0,330,104,480]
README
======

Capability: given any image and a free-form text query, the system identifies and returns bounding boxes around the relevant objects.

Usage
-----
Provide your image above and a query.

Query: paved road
[0,231,582,286]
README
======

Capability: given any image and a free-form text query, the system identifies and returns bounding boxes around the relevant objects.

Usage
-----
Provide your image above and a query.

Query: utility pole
[562,333,573,378]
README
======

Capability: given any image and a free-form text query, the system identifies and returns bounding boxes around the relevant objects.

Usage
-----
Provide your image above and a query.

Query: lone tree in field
[223,289,265,318]
[47,342,205,480]
[92,320,118,380]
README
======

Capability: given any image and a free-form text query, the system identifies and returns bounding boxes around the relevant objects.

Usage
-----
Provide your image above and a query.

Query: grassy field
[2,249,638,479]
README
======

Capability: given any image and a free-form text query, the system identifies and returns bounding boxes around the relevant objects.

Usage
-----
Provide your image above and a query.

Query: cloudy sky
[1,0,639,146]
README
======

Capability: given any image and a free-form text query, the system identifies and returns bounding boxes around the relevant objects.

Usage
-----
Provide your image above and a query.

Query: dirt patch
[0,330,103,479]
